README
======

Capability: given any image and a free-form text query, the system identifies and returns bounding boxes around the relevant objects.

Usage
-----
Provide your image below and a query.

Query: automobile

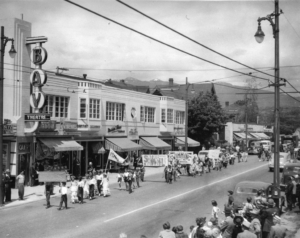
[268,152,291,172]
[280,162,300,191]
[248,141,261,155]
[260,140,272,150]
[198,149,221,169]
[232,181,272,209]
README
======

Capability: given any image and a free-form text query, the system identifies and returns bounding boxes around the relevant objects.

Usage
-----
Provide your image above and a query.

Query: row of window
[43,95,185,124]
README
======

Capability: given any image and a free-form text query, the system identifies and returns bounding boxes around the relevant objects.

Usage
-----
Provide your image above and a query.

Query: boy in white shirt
[58,182,68,210]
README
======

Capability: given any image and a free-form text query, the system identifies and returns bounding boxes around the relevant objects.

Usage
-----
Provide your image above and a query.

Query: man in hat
[285,177,294,211]
[158,221,176,238]
[4,169,12,202]
[237,220,256,238]
[261,199,279,238]
[268,215,287,238]
[232,215,244,238]
[220,208,235,238]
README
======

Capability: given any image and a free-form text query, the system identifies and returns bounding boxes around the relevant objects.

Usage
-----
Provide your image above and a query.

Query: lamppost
[0,26,17,205]
[185,77,195,151]
[254,0,282,204]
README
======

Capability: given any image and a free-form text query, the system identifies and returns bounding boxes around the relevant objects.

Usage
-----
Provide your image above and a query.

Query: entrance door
[18,154,30,186]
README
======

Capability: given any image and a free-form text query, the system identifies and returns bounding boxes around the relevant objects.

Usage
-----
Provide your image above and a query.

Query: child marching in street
[77,177,84,204]
[58,182,68,210]
[101,173,110,197]
[70,181,79,204]
[117,170,123,190]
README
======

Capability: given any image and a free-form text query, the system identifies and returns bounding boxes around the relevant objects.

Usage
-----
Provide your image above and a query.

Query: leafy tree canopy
[188,92,228,144]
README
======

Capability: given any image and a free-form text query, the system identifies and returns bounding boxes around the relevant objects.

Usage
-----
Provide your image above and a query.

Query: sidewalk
[1,166,165,209]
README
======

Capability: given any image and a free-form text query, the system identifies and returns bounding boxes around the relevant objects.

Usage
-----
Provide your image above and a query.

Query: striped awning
[175,137,200,147]
[140,137,171,150]
[105,138,142,152]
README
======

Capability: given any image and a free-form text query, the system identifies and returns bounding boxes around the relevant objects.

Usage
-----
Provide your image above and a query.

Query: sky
[1,0,300,89]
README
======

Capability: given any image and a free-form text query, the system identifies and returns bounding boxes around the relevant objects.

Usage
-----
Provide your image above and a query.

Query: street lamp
[0,26,17,206]
[185,77,195,151]
[254,0,282,205]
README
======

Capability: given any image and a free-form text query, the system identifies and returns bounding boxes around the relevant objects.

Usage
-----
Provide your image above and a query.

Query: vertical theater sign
[24,37,50,133]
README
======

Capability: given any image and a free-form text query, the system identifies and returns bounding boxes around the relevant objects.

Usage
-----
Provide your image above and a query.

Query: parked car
[260,140,272,150]
[233,181,271,209]
[248,141,261,155]
[280,162,300,191]
[268,152,291,172]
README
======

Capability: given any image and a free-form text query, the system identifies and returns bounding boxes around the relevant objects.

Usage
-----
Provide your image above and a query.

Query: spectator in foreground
[268,216,287,238]
[176,225,188,238]
[158,221,176,238]
[237,220,256,238]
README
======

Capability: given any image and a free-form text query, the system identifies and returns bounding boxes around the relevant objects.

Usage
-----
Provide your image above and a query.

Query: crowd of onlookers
[118,189,290,238]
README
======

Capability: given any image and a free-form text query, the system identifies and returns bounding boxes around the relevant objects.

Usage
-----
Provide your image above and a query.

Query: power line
[64,0,274,83]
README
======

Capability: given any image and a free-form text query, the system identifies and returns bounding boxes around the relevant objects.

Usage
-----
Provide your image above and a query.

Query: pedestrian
[140,165,145,182]
[84,175,90,199]
[3,169,11,202]
[132,170,137,189]
[158,221,176,238]
[117,170,123,190]
[88,175,96,200]
[268,215,287,238]
[58,182,68,210]
[190,217,206,238]
[45,182,52,209]
[205,156,211,173]
[101,173,110,197]
[243,197,254,220]
[77,176,84,204]
[237,220,256,238]
[228,190,234,204]
[211,200,220,225]
[296,175,300,210]
[166,165,173,183]
[261,199,279,238]
[133,152,138,170]
[16,171,25,200]
[249,211,262,238]
[71,181,78,204]
[291,176,297,208]
[220,207,235,238]
[96,170,103,196]
[176,225,189,238]
[87,162,94,175]
[285,177,294,211]
[123,169,129,191]
[127,170,133,194]
[136,168,141,188]
[30,163,38,186]
[232,215,244,238]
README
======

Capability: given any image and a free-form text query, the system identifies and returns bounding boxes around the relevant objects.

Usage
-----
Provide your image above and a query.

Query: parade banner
[108,149,125,164]
[142,154,168,167]
[38,171,67,182]
[168,151,194,165]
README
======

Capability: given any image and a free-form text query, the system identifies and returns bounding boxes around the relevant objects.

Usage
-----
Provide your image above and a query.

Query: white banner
[142,154,168,167]
[168,151,194,165]
[108,149,125,164]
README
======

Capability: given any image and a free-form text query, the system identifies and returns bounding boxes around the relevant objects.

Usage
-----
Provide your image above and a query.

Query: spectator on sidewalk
[211,200,220,225]
[4,169,11,202]
[296,175,300,210]
[190,217,206,238]
[158,221,176,238]
[249,211,262,238]
[232,215,244,238]
[291,176,297,208]
[237,220,256,238]
[188,226,195,238]
[285,177,294,211]
[58,182,68,210]
[175,225,188,238]
[45,182,52,209]
[30,163,38,186]
[220,208,235,238]
[16,171,25,200]
[268,215,287,238]
[261,199,279,238]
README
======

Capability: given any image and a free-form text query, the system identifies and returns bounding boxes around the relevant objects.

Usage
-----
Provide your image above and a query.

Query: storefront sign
[168,151,194,165]
[90,125,101,130]
[18,143,30,153]
[39,120,56,131]
[25,38,48,133]
[3,124,16,135]
[63,121,78,131]
[107,125,125,134]
[174,126,185,136]
[25,113,50,121]
[142,154,168,167]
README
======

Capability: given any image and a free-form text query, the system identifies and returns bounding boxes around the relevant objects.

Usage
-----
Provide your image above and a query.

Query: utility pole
[185,77,188,152]
[245,94,248,151]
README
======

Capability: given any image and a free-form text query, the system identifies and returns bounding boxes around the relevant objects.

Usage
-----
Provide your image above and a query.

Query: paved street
[0,155,272,238]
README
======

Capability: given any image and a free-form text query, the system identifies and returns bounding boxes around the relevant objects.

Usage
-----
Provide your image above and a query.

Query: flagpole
[104,158,109,173]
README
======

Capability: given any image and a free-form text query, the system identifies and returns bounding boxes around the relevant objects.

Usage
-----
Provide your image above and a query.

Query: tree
[188,91,228,145]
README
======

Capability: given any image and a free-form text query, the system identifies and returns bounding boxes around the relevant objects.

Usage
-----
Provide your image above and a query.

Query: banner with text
[108,149,125,164]
[142,154,168,167]
[168,151,194,165]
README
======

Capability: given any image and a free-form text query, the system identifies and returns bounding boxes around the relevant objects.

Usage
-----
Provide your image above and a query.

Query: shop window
[106,102,125,121]
[161,108,166,123]
[89,99,100,119]
[167,109,174,124]
[43,95,69,118]
[175,111,185,124]
[140,106,155,123]
[80,98,87,118]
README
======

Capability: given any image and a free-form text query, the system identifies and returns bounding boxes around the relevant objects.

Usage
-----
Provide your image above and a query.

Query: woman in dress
[101,173,110,197]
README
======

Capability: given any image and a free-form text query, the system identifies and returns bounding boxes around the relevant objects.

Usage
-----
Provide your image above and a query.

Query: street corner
[281,210,300,238]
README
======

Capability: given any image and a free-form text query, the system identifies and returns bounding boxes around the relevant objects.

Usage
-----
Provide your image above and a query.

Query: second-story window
[161,108,166,123]
[43,95,69,118]
[167,109,174,123]
[106,102,125,121]
[141,106,155,123]
[175,111,185,124]
[80,98,87,118]
[89,99,100,119]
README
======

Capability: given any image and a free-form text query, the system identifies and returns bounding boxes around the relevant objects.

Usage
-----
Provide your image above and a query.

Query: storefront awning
[175,137,200,147]
[39,138,83,152]
[105,138,142,152]
[250,133,261,139]
[234,132,255,140]
[255,133,270,139]
[140,137,172,150]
